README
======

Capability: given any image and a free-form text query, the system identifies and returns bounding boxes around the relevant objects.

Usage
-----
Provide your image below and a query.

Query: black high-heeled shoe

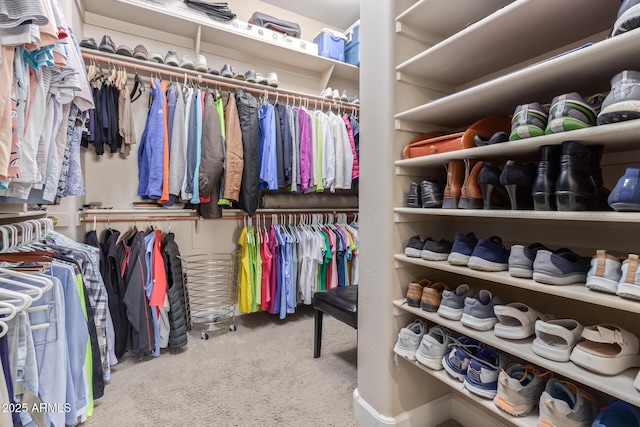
[477,163,509,209]
[499,160,537,210]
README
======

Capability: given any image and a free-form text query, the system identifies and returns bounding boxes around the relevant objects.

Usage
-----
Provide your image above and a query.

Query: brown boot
[458,159,484,209]
[443,160,464,209]
[406,278,431,307]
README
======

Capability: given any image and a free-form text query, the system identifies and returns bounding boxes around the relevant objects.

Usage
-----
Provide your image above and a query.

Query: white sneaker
[415,326,452,370]
[617,253,640,300]
[179,55,194,70]
[340,90,349,102]
[393,320,426,361]
[321,87,333,98]
[352,95,359,104]
[494,302,550,340]
[586,250,622,294]
[533,318,583,362]
[332,88,340,100]
[267,72,279,87]
[194,54,208,72]
[570,323,640,375]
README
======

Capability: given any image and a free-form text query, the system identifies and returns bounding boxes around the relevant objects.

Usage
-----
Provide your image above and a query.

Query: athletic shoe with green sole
[509,102,548,140]
[545,92,600,134]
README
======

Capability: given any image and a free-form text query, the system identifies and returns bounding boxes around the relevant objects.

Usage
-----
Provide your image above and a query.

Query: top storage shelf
[396,0,511,45]
[80,0,359,83]
[396,0,618,89]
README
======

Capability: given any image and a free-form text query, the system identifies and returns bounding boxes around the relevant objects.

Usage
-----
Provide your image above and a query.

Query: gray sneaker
[460,289,503,331]
[494,364,549,417]
[415,325,452,370]
[538,379,597,427]
[393,320,426,361]
[508,243,548,278]
[585,250,622,294]
[532,249,591,285]
[164,51,179,67]
[597,70,640,125]
[437,284,473,320]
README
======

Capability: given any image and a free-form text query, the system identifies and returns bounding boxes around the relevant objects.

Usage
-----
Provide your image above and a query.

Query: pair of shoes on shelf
[447,232,510,272]
[393,320,454,371]
[444,159,535,210]
[404,235,453,261]
[442,336,503,399]
[509,92,603,140]
[436,284,504,331]
[535,317,640,376]
[533,141,611,211]
[406,180,445,208]
[507,243,590,285]
[321,87,350,101]
[586,250,640,299]
[152,52,209,72]
[405,278,450,312]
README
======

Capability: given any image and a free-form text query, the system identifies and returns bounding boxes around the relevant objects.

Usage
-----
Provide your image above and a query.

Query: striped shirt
[0,0,49,28]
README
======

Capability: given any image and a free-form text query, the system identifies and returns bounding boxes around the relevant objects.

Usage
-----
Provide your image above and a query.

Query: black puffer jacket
[162,232,188,348]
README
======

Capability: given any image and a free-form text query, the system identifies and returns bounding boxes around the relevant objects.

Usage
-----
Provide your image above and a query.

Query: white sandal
[570,324,640,375]
[532,318,583,362]
[493,302,551,340]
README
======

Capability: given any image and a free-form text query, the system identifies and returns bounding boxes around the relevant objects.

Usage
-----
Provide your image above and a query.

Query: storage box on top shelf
[344,19,360,66]
[314,28,347,61]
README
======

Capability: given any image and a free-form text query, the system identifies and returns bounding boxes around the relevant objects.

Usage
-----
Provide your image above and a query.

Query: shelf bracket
[319,64,335,91]
[195,25,202,56]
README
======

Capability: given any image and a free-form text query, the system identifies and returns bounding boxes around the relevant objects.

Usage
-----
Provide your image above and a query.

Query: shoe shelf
[80,0,359,84]
[393,207,640,225]
[394,29,640,130]
[396,0,617,90]
[396,354,538,427]
[393,254,640,315]
[395,0,512,45]
[394,119,640,171]
[393,298,640,407]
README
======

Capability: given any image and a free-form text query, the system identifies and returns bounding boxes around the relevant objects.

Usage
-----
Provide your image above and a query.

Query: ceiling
[261,0,360,30]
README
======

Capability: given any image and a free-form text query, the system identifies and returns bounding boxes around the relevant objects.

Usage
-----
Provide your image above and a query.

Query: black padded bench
[312,285,358,358]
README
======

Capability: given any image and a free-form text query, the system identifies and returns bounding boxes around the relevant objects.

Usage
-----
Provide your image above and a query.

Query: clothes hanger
[130,67,146,102]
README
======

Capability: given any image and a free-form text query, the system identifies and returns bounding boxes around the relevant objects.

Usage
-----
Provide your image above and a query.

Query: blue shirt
[191,90,202,204]
[258,103,278,190]
[137,80,166,200]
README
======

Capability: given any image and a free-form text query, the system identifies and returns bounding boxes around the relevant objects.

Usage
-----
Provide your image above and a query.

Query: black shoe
[499,161,537,210]
[99,35,116,53]
[420,179,444,208]
[421,238,453,261]
[555,141,611,211]
[80,37,97,49]
[532,145,562,210]
[404,235,424,258]
[406,182,421,208]
[477,163,509,209]
[473,131,509,147]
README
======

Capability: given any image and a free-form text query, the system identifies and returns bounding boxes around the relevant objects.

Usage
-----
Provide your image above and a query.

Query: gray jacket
[162,232,188,348]
[198,90,225,219]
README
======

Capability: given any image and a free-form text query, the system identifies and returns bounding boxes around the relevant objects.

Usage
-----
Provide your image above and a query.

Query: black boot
[406,182,420,208]
[420,179,444,208]
[532,145,562,211]
[555,141,611,211]
[499,161,537,210]
[477,163,509,209]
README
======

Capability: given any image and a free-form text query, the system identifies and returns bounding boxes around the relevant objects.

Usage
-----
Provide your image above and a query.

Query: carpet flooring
[85,306,358,426]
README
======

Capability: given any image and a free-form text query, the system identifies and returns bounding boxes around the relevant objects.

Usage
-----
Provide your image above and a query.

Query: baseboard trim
[353,389,509,427]
[353,388,451,427]
[449,394,508,427]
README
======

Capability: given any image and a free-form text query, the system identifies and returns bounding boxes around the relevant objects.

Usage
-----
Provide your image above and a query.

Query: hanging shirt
[319,111,335,192]
[190,90,203,204]
[288,106,299,192]
[258,102,278,190]
[137,79,166,200]
[297,108,311,191]
[167,84,186,205]
[237,227,252,313]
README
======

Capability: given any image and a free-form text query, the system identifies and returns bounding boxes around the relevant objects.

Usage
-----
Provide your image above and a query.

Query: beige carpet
[86,306,358,426]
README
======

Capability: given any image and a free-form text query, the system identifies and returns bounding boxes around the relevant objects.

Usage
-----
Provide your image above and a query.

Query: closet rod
[81,51,360,112]
[79,216,200,223]
[219,212,358,221]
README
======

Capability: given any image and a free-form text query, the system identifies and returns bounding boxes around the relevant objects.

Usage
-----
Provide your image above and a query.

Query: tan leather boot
[443,160,465,209]
[458,159,484,209]
[420,282,450,312]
